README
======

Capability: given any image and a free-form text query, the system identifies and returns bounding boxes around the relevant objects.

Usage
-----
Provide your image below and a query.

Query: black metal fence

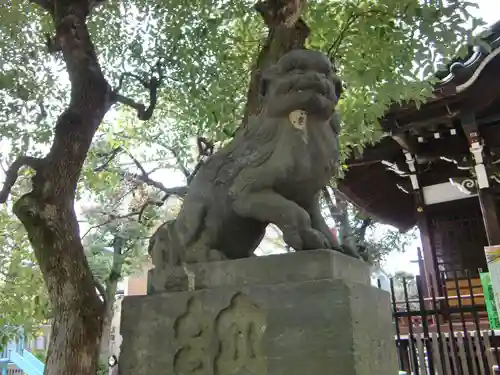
[382,270,500,375]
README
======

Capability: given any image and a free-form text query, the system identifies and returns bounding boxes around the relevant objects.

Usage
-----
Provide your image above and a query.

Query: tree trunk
[15,199,106,375]
[241,0,309,129]
[333,190,357,251]
[99,281,117,362]
[9,2,114,374]
[99,236,125,361]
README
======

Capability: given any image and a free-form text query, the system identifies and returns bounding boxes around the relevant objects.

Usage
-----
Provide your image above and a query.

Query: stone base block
[119,250,397,375]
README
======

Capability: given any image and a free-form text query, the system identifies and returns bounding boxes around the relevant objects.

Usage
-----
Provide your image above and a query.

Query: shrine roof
[381,19,500,135]
[337,137,416,231]
[338,20,500,231]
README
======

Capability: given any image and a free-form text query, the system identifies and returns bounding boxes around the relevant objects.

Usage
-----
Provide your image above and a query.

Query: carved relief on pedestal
[173,293,266,375]
[173,297,213,375]
[214,293,267,375]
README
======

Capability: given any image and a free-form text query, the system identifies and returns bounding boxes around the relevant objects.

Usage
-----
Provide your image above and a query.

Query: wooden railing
[381,271,499,375]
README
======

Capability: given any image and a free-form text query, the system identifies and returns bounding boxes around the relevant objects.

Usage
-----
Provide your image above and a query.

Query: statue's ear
[332,74,343,101]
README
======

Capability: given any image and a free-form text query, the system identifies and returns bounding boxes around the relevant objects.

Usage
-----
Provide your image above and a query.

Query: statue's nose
[305,72,335,98]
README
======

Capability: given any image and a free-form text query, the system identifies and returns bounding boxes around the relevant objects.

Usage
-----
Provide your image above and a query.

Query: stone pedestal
[119,250,397,375]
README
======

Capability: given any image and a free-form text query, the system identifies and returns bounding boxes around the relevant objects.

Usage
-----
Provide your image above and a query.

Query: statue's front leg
[307,195,341,250]
[232,189,329,251]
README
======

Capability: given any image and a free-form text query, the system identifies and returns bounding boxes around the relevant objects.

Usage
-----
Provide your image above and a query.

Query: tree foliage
[0,0,486,168]
[348,206,418,265]
[0,211,49,348]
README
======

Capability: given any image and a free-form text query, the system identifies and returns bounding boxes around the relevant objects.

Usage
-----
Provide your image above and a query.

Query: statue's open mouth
[265,74,337,119]
[280,74,336,100]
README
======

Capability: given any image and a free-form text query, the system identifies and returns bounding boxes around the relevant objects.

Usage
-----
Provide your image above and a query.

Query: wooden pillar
[404,150,439,297]
[479,189,500,245]
[415,195,440,297]
[461,113,500,246]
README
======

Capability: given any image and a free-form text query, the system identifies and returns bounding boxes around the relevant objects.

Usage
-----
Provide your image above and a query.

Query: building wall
[124,260,152,296]
[427,197,488,276]
[109,261,152,357]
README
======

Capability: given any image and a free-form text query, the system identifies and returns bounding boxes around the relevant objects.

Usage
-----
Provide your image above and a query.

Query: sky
[473,0,497,25]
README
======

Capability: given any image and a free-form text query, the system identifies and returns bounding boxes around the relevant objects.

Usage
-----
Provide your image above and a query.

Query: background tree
[392,270,420,311]
[0,0,486,374]
[0,212,50,349]
[321,187,417,264]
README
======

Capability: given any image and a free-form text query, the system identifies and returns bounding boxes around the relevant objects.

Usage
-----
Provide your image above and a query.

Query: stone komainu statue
[149,49,359,267]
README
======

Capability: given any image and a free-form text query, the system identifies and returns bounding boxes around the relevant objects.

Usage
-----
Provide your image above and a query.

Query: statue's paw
[282,231,303,251]
[208,249,227,261]
[339,245,362,259]
[300,228,330,250]
[183,247,208,263]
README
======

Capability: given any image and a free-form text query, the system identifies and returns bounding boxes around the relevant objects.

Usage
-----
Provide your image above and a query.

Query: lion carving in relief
[149,49,359,267]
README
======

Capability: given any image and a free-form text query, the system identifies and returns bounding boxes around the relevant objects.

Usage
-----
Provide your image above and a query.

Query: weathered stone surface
[120,251,397,375]
[148,49,360,271]
[148,249,369,293]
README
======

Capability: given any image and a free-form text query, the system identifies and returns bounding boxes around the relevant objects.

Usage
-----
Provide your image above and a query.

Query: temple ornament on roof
[381,19,500,135]
[436,20,500,89]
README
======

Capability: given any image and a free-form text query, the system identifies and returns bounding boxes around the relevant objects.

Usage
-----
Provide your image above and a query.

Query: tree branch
[93,147,188,208]
[184,136,216,184]
[355,218,373,243]
[94,279,107,303]
[0,156,43,203]
[130,174,188,197]
[113,61,165,121]
[167,146,191,179]
[93,146,123,172]
[123,150,147,176]
[327,11,357,62]
[326,8,404,62]
[81,211,143,239]
[28,0,54,12]
[120,150,188,197]
[322,186,341,218]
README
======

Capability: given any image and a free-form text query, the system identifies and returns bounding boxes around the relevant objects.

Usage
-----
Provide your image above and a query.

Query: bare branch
[94,147,123,172]
[115,73,149,91]
[92,147,188,204]
[166,146,191,179]
[113,61,165,121]
[0,156,43,203]
[185,136,215,184]
[124,150,148,176]
[81,211,142,239]
[130,174,188,197]
[35,102,48,124]
[122,150,189,197]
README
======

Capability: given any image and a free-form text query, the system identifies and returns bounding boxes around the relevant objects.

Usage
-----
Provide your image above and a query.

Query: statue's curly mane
[148,49,358,274]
